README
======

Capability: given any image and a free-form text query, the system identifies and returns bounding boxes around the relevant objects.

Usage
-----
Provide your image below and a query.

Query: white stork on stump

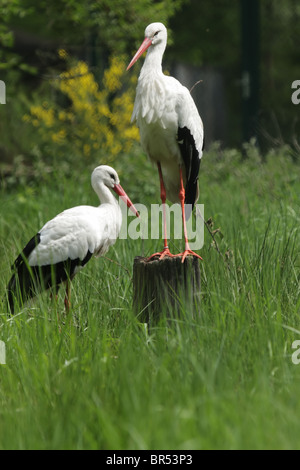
[7,165,139,314]
[127,22,204,263]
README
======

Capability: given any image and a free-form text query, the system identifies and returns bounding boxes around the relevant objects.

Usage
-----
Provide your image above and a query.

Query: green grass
[0,145,300,449]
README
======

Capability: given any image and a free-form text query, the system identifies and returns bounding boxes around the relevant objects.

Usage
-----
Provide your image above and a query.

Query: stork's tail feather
[178,126,201,220]
[5,233,41,315]
[6,275,28,316]
[184,160,201,220]
[6,274,17,315]
[6,268,37,315]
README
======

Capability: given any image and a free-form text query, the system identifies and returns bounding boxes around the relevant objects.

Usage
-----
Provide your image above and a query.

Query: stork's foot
[147,247,203,263]
[176,250,203,263]
[147,247,177,262]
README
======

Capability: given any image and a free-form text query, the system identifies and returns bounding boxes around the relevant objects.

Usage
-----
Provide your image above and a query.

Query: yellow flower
[83,143,91,157]
[58,49,68,60]
[51,129,66,143]
[103,56,125,93]
[30,105,55,127]
[24,53,140,161]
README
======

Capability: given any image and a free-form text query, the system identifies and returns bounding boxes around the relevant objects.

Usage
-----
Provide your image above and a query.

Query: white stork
[7,165,139,314]
[127,22,204,262]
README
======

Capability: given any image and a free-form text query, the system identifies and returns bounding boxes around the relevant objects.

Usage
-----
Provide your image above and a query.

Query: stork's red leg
[64,279,71,312]
[177,167,203,263]
[147,165,202,263]
[147,162,176,261]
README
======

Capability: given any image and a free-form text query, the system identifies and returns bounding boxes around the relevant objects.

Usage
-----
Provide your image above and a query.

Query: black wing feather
[177,126,201,219]
[7,232,93,314]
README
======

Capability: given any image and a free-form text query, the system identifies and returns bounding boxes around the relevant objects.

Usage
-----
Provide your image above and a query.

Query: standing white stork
[7,165,139,314]
[127,22,204,262]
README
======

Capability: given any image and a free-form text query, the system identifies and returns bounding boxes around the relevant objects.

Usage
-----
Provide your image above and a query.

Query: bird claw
[147,248,203,263]
[146,247,176,262]
[177,250,203,263]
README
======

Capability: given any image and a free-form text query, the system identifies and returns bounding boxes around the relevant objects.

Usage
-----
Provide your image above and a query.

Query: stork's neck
[93,183,118,208]
[140,43,165,80]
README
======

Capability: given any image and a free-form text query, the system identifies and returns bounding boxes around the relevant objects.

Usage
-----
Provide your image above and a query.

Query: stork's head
[144,22,167,47]
[92,165,120,190]
[127,22,167,70]
[91,165,139,217]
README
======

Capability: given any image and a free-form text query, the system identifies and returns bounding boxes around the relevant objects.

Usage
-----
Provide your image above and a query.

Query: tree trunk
[133,256,201,326]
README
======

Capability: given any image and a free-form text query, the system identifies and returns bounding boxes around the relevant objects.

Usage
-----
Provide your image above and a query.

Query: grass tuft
[0,145,299,449]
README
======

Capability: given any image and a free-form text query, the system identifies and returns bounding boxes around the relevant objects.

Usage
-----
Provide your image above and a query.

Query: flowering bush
[23,51,139,162]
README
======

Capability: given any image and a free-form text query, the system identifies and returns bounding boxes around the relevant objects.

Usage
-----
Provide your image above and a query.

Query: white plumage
[29,205,120,266]
[7,165,138,313]
[127,22,204,261]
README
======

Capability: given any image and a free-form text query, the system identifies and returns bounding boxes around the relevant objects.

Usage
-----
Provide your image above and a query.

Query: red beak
[126,37,152,71]
[113,183,139,217]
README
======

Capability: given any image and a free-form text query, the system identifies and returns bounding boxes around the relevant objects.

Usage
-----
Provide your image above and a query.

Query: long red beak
[126,37,152,71]
[113,183,139,217]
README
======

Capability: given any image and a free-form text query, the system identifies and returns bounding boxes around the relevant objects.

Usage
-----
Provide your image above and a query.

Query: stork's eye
[153,31,159,37]
[109,173,115,181]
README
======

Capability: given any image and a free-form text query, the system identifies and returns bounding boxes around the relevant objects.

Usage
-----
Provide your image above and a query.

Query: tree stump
[133,256,201,325]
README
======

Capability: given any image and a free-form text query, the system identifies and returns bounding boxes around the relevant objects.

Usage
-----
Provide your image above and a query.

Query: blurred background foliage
[22,53,139,161]
[0,0,299,186]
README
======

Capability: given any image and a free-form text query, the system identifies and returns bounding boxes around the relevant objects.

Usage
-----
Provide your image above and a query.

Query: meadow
[0,143,299,450]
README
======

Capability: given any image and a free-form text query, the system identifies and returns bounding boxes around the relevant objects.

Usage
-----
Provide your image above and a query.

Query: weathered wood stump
[133,256,201,325]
